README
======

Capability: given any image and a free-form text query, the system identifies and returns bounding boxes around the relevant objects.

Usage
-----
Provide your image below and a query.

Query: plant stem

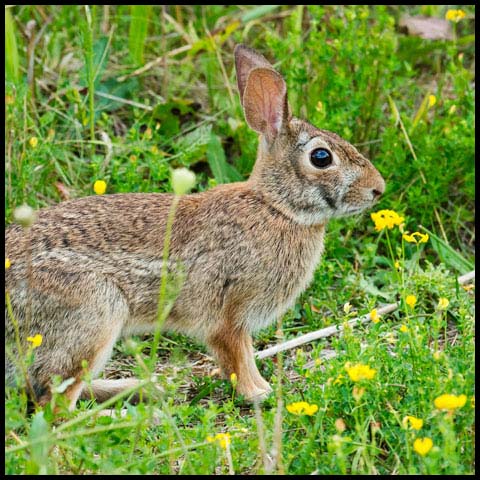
[150,195,180,365]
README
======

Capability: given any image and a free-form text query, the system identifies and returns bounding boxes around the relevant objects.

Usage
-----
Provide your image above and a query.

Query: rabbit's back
[5,184,325,341]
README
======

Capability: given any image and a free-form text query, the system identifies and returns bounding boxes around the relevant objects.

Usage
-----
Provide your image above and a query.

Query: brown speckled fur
[5,45,385,408]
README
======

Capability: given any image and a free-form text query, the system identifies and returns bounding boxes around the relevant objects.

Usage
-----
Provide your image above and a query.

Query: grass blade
[420,225,474,274]
[5,9,20,83]
[129,6,152,65]
[206,133,243,184]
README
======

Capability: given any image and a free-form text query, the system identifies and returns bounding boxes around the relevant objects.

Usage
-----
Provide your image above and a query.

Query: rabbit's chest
[244,229,325,332]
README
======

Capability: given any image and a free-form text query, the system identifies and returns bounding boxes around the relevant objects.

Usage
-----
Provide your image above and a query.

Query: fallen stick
[256,270,475,360]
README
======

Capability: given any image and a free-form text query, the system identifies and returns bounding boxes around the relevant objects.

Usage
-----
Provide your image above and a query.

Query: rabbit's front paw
[240,383,273,403]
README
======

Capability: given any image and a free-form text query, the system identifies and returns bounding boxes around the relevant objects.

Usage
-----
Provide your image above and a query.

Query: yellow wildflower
[413,437,433,456]
[370,308,380,324]
[333,374,344,386]
[394,260,401,270]
[405,295,417,308]
[27,334,43,348]
[207,432,231,450]
[150,145,159,155]
[445,9,466,23]
[345,363,376,382]
[93,180,107,195]
[371,210,404,231]
[433,350,442,361]
[403,415,424,430]
[5,258,11,269]
[29,137,38,148]
[434,393,467,410]
[437,297,449,310]
[428,95,436,108]
[399,324,408,333]
[230,373,237,388]
[286,401,319,416]
[402,232,429,244]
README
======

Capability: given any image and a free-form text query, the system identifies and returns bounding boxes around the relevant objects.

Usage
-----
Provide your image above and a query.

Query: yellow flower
[230,373,237,388]
[27,334,43,348]
[405,295,417,308]
[448,105,457,115]
[413,437,433,456]
[286,401,319,416]
[437,297,449,310]
[394,260,401,270]
[434,393,467,410]
[333,374,344,386]
[403,415,424,430]
[428,95,436,108]
[150,145,159,154]
[207,432,231,450]
[93,180,107,195]
[5,258,11,269]
[370,308,380,324]
[29,136,38,148]
[345,363,376,382]
[432,350,442,361]
[402,232,429,244]
[445,9,466,23]
[371,210,405,231]
[400,324,408,333]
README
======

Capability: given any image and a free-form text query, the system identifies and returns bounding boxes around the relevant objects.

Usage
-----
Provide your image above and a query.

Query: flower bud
[171,168,196,195]
[14,204,36,227]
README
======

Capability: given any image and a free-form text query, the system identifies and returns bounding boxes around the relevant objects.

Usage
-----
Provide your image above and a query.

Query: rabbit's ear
[234,44,274,105]
[243,67,289,141]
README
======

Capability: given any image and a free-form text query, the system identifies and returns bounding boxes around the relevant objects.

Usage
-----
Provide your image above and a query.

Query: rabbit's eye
[310,148,332,168]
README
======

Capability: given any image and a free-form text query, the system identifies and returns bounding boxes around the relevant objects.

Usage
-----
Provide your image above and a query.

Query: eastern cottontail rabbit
[5,45,385,409]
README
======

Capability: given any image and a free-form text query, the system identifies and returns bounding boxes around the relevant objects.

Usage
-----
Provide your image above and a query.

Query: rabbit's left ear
[242,67,289,142]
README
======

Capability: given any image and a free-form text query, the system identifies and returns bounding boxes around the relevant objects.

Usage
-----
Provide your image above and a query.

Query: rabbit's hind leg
[6,274,129,410]
[207,326,272,402]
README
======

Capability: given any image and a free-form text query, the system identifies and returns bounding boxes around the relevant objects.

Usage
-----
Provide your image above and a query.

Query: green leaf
[420,225,474,274]
[28,411,50,475]
[206,133,242,183]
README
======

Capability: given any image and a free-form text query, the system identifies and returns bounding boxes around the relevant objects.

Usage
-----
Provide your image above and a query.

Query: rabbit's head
[235,45,385,226]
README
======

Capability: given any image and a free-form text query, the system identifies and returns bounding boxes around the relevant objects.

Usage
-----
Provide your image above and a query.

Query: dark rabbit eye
[310,148,333,168]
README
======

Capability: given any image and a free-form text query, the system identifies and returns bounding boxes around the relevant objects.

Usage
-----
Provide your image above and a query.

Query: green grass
[4,5,475,475]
